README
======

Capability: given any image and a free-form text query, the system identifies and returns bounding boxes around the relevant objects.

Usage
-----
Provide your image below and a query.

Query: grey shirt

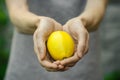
[5,0,103,80]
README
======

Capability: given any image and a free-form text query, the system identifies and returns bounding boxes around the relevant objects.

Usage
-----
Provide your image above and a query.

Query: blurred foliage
[0,0,8,29]
[104,70,120,80]
[0,0,9,80]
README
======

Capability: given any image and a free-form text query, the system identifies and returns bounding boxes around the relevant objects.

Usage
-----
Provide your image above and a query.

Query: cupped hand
[33,17,64,71]
[60,17,89,69]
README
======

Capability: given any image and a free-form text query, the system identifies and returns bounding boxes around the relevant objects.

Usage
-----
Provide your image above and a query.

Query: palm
[33,17,62,71]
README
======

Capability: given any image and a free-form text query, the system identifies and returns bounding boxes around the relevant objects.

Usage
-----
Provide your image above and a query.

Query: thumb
[54,21,62,31]
[63,24,70,34]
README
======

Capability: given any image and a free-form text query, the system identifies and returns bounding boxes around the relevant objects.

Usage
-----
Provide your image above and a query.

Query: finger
[36,50,59,71]
[63,24,70,34]
[53,61,71,71]
[58,65,65,69]
[37,53,58,70]
[63,24,75,41]
[60,53,80,67]
[53,60,61,65]
[63,23,79,44]
[34,30,50,68]
[45,65,67,72]
[76,29,88,58]
[36,19,54,60]
[57,67,70,72]
[35,29,46,60]
[53,60,70,71]
[40,60,58,70]
[37,19,54,40]
[67,19,88,58]
[65,63,76,67]
[53,61,65,69]
[83,34,89,54]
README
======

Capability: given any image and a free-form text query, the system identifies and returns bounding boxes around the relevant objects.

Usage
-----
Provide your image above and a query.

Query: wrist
[77,11,101,32]
[77,12,92,31]
[10,10,39,34]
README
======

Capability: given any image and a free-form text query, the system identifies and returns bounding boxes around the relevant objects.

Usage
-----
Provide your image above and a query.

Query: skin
[6,0,108,71]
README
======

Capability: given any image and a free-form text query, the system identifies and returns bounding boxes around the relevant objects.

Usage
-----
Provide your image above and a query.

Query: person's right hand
[33,17,64,71]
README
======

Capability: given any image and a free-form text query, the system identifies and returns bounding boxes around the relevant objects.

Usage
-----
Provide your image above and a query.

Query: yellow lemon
[47,31,74,60]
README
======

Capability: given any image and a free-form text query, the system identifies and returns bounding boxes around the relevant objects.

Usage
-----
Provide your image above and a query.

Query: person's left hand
[59,17,89,69]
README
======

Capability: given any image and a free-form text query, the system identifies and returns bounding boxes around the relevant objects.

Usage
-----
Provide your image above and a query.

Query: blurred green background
[0,0,120,80]
[0,0,11,80]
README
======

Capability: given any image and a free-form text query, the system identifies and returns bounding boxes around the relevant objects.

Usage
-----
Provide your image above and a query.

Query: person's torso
[5,0,103,80]
[28,0,86,24]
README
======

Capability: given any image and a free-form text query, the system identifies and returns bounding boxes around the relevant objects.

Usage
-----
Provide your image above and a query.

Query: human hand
[33,17,64,71]
[59,17,89,69]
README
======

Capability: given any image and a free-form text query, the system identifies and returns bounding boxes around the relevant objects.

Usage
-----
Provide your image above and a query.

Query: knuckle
[78,44,86,51]
[76,53,82,60]
[76,54,82,60]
